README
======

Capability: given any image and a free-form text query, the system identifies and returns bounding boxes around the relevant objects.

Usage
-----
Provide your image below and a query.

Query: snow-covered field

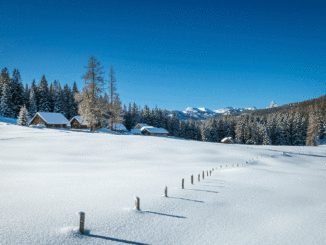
[1,122,326,244]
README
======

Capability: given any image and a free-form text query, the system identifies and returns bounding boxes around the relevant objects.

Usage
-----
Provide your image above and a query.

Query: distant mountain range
[167,102,278,121]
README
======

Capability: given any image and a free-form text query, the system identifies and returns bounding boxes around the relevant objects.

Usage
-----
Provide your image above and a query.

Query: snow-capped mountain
[270,101,278,108]
[168,106,257,121]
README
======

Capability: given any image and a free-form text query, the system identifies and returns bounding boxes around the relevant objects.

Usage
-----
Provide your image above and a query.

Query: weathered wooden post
[198,174,200,181]
[164,186,168,197]
[210,170,211,176]
[191,175,193,184]
[202,171,204,179]
[78,212,85,234]
[182,178,184,189]
[206,171,208,176]
[135,196,140,210]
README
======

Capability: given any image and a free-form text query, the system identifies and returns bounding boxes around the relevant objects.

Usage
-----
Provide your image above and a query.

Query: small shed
[29,112,69,128]
[70,116,88,129]
[108,123,128,133]
[141,126,169,136]
[221,137,234,144]
[134,123,149,129]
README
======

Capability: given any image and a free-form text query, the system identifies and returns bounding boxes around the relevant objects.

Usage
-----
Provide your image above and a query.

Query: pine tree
[49,83,55,112]
[24,84,30,110]
[72,81,79,94]
[315,110,325,140]
[37,75,51,112]
[306,112,319,146]
[0,81,14,117]
[124,103,134,130]
[69,87,79,119]
[261,125,271,145]
[0,68,11,105]
[11,69,24,117]
[62,84,71,119]
[53,81,63,113]
[30,79,38,110]
[17,105,29,126]
[29,88,37,117]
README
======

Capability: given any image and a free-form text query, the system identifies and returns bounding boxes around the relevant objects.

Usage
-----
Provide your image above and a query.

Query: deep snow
[1,122,326,244]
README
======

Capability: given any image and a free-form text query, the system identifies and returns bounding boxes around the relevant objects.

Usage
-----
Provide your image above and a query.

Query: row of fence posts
[77,161,247,234]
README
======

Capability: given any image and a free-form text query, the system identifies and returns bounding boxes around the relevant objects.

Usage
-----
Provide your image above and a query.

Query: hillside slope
[0,123,325,244]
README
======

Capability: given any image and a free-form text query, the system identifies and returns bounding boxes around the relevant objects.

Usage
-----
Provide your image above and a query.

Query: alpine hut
[29,112,69,128]
[134,123,149,129]
[221,137,234,144]
[70,116,88,129]
[141,126,169,137]
[107,123,128,133]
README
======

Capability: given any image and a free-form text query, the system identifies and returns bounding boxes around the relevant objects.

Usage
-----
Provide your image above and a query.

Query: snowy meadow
[1,122,326,244]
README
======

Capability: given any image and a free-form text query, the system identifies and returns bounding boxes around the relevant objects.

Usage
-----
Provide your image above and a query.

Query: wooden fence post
[191,175,193,184]
[198,174,200,181]
[135,196,140,210]
[202,171,204,179]
[78,212,85,234]
[206,171,208,176]
[182,178,184,189]
[164,186,168,197]
[210,170,211,176]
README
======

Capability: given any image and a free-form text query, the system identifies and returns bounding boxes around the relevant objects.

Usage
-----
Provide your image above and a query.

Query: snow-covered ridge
[270,101,278,108]
[168,105,257,121]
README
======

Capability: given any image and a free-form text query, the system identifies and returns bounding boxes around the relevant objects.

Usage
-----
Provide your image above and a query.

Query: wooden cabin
[107,123,128,133]
[29,112,69,128]
[134,123,149,130]
[70,116,88,129]
[141,126,169,136]
[221,137,234,144]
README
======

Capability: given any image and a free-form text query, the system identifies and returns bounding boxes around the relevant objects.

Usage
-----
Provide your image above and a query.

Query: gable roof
[70,116,88,126]
[221,137,234,143]
[31,112,69,125]
[141,126,169,134]
[135,123,149,128]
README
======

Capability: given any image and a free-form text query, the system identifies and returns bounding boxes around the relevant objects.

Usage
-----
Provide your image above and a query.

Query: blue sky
[1,0,325,110]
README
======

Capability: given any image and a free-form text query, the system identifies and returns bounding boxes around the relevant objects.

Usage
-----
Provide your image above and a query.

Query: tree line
[0,67,78,120]
[1,57,325,146]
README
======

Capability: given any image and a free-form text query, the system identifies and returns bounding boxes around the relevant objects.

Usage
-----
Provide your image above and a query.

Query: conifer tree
[17,104,29,126]
[24,84,30,110]
[0,68,11,104]
[49,83,55,112]
[11,69,24,117]
[37,75,51,112]
[306,112,318,146]
[261,125,271,145]
[72,81,79,94]
[0,81,14,117]
[30,79,38,110]
[29,88,37,117]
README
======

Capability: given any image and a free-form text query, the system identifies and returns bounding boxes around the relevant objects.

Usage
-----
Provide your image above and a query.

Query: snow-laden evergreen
[17,104,29,126]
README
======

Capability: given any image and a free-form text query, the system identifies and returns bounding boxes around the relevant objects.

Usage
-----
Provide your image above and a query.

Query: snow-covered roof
[70,116,87,126]
[141,126,169,134]
[221,137,234,143]
[130,129,142,134]
[31,112,69,125]
[109,124,127,131]
[135,123,149,128]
